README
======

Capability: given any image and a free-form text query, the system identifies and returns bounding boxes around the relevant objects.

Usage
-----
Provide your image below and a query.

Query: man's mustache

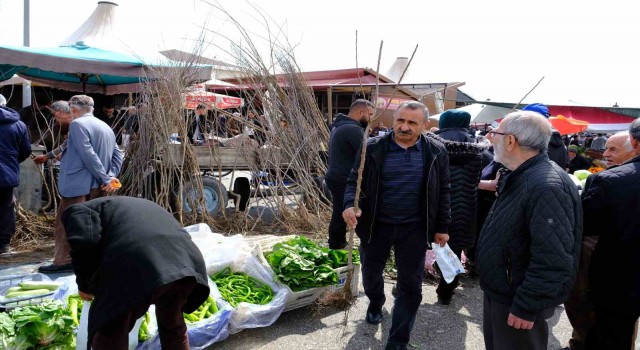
[397,129,412,135]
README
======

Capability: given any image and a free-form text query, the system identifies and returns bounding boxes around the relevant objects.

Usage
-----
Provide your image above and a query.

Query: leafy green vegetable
[265,236,338,291]
[327,249,360,268]
[2,299,76,349]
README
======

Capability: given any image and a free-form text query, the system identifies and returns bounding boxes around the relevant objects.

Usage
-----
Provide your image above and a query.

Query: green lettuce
[3,299,76,349]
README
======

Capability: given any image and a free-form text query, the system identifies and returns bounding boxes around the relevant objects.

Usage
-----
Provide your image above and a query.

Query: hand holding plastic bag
[433,243,465,284]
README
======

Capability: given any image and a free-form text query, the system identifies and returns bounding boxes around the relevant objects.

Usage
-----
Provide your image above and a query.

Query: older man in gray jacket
[39,95,124,273]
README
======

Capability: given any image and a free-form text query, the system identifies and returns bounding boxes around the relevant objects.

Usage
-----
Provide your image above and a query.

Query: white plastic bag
[211,247,290,334]
[433,243,465,284]
[76,300,143,350]
[183,223,252,274]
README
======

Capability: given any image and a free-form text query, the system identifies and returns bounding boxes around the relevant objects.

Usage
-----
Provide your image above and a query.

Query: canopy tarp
[429,103,514,124]
[0,43,211,95]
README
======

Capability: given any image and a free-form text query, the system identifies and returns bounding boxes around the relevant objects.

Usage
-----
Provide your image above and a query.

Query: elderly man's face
[489,125,510,165]
[603,134,635,167]
[54,109,72,126]
[393,107,424,145]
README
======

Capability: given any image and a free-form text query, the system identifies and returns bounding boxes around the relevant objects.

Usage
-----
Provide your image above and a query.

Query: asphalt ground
[212,274,575,350]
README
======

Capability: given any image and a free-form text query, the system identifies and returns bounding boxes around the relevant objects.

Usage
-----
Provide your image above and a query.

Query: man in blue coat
[39,95,124,272]
[0,95,31,255]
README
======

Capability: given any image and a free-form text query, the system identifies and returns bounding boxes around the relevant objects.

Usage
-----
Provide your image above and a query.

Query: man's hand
[342,207,361,229]
[33,154,49,164]
[101,177,121,193]
[79,291,95,301]
[507,313,534,330]
[433,233,449,247]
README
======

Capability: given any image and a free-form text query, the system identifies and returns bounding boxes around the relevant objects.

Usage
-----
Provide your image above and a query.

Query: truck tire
[181,176,228,215]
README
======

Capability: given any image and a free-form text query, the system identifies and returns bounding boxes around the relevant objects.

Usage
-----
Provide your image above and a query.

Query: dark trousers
[360,222,427,346]
[482,293,554,350]
[326,178,347,249]
[564,236,598,350]
[92,278,197,350]
[436,247,463,298]
[0,187,15,246]
[53,188,104,265]
[585,306,639,350]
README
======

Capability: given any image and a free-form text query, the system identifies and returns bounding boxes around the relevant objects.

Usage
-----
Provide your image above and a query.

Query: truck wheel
[233,177,251,212]
[182,176,228,215]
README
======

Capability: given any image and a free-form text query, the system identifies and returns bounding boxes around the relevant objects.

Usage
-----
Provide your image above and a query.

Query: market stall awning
[183,90,243,110]
[549,115,589,135]
[0,42,212,94]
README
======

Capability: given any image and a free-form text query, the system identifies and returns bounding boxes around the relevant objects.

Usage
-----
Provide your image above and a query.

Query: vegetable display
[264,236,359,292]
[183,295,219,324]
[2,281,61,300]
[210,268,274,307]
[0,299,75,349]
[66,294,84,326]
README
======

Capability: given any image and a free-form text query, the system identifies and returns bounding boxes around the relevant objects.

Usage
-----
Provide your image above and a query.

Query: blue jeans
[360,221,427,346]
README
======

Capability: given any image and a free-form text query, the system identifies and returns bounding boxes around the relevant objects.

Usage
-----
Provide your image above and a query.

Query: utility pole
[22,0,31,108]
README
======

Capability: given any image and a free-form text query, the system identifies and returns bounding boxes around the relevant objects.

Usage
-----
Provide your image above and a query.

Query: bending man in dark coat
[62,196,210,350]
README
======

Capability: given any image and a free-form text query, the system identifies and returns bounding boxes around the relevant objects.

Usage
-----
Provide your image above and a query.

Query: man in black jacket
[343,101,451,350]
[477,111,582,350]
[325,99,374,249]
[62,196,210,350]
[187,104,209,145]
[582,119,640,350]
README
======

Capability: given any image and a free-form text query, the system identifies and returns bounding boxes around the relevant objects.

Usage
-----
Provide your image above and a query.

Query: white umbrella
[429,104,513,124]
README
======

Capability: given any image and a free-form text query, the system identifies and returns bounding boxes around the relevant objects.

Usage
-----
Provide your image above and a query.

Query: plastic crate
[0,273,57,310]
[283,286,327,312]
[324,263,360,297]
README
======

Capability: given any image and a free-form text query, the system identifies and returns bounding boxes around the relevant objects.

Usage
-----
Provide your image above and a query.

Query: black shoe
[38,263,74,273]
[366,305,383,324]
[384,343,408,350]
[438,294,452,305]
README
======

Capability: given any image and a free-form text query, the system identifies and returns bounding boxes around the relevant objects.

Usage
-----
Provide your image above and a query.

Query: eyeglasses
[487,130,510,137]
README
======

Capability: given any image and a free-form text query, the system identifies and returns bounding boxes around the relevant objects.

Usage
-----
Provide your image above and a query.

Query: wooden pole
[327,87,333,126]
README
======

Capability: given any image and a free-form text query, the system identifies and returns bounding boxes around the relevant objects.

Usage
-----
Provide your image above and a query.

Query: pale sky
[1,0,639,107]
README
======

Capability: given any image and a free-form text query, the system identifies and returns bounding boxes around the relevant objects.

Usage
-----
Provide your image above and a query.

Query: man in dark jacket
[581,119,640,350]
[187,104,209,145]
[62,196,210,350]
[477,111,582,350]
[522,103,569,169]
[325,99,374,249]
[343,101,451,350]
[0,100,31,255]
[567,145,593,173]
[430,113,487,304]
